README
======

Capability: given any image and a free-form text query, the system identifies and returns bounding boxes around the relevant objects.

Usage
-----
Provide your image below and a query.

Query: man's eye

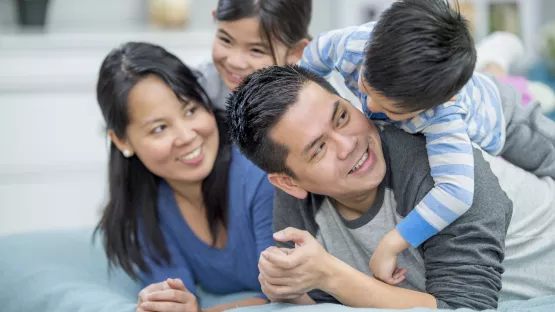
[337,110,349,126]
[338,112,347,123]
[315,143,325,155]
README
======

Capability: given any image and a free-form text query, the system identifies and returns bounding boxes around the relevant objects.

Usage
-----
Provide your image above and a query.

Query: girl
[197,0,312,110]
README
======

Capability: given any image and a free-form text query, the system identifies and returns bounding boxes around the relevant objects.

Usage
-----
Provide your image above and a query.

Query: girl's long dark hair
[215,0,312,64]
[94,42,231,280]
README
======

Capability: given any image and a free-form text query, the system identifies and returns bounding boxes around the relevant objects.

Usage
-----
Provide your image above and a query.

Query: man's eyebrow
[301,100,340,155]
[331,100,340,122]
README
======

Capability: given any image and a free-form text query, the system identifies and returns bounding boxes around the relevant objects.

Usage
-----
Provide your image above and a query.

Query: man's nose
[334,132,356,160]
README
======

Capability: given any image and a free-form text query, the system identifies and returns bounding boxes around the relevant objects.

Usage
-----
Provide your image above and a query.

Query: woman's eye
[185,106,197,116]
[152,125,166,134]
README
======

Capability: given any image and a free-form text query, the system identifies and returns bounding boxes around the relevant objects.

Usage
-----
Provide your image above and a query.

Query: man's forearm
[321,255,437,309]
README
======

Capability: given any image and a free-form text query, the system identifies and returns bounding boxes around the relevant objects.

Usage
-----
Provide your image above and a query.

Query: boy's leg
[493,75,555,178]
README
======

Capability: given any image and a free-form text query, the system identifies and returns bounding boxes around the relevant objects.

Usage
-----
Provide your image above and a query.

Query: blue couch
[1,229,553,312]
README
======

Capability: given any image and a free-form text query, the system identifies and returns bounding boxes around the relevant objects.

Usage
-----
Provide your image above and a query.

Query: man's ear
[108,130,134,157]
[268,173,308,199]
[212,9,216,20]
[286,38,310,64]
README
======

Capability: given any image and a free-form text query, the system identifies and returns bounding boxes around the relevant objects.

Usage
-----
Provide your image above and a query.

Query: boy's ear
[268,173,308,199]
[212,10,216,20]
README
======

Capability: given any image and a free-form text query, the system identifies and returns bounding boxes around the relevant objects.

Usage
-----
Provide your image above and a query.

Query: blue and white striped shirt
[300,22,506,247]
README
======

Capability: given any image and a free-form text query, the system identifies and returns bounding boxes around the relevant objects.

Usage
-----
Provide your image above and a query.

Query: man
[226,65,555,310]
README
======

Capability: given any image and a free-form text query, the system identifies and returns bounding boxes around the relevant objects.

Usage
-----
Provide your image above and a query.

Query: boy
[300,0,555,285]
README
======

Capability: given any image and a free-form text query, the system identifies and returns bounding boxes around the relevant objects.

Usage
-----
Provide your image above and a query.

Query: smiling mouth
[349,150,369,174]
[227,71,244,83]
[180,146,201,161]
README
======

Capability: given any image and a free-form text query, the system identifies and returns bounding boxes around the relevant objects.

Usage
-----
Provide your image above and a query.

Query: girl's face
[212,16,303,90]
[111,75,220,186]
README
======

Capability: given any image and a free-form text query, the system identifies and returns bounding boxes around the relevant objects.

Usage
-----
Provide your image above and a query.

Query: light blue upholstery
[1,228,553,312]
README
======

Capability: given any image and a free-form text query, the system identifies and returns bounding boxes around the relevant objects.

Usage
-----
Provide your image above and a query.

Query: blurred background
[1,0,555,236]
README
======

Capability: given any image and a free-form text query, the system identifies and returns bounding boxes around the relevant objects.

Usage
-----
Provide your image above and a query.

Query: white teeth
[230,73,243,80]
[182,147,201,160]
[350,151,368,173]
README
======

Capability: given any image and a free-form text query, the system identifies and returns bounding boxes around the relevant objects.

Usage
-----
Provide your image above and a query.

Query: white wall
[0,31,214,236]
[0,0,338,37]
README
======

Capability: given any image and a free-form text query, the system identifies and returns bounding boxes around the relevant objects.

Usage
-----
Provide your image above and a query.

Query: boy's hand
[369,229,410,285]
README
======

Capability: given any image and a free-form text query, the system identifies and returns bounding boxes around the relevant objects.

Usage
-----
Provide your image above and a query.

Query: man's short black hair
[227,65,339,177]
[363,0,475,112]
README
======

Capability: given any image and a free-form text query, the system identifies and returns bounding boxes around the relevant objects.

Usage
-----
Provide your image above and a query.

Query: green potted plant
[14,0,50,27]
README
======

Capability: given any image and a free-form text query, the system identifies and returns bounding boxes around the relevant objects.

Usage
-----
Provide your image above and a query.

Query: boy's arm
[381,126,508,310]
[326,137,505,310]
[420,146,509,310]
[395,109,475,247]
[300,26,354,76]
[300,23,375,95]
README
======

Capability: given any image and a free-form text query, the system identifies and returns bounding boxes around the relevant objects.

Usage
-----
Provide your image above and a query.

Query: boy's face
[357,68,423,121]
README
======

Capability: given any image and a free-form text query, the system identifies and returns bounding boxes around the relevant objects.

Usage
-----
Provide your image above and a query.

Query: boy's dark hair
[363,0,475,112]
[227,65,339,177]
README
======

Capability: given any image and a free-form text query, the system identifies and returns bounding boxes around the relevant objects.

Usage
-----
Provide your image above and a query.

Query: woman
[95,42,274,312]
[197,0,313,110]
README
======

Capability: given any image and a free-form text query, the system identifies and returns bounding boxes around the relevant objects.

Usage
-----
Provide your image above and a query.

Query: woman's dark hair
[215,0,312,63]
[94,42,231,280]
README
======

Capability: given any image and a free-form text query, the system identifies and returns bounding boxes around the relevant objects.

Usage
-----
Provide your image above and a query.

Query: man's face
[269,82,387,199]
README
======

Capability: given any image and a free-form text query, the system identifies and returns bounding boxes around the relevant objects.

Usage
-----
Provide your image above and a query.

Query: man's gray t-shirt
[273,125,555,310]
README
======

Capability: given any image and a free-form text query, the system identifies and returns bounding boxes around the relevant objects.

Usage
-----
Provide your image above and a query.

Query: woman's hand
[137,278,199,312]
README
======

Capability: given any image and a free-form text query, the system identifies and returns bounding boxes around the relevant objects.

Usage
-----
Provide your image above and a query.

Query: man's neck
[331,187,379,220]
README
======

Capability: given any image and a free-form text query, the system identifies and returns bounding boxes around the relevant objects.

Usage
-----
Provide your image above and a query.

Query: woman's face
[212,16,302,90]
[114,75,220,185]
